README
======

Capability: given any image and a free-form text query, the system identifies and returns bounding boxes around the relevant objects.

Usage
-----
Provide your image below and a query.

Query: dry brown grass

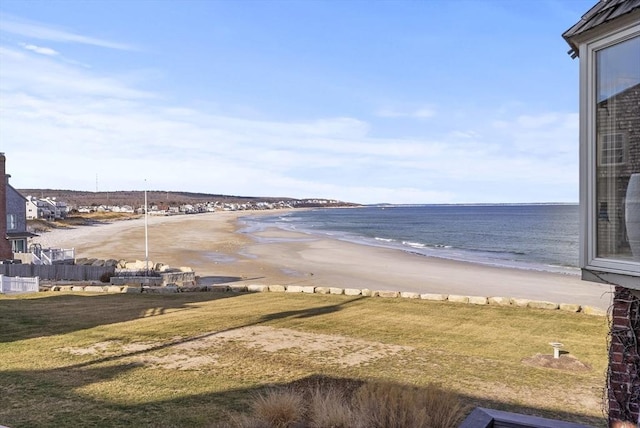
[307,385,353,428]
[251,389,306,428]
[224,379,465,428]
[351,381,466,428]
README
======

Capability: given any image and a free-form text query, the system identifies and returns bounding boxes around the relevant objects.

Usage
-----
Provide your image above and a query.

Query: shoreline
[31,210,613,310]
[240,212,582,277]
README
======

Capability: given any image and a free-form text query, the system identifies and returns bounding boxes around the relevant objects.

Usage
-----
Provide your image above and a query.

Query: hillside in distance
[18,189,357,209]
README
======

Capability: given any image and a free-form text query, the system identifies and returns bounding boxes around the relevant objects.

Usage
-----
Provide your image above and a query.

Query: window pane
[595,36,640,261]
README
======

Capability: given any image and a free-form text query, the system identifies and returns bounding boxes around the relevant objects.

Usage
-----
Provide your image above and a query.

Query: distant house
[25,196,38,220]
[25,196,68,220]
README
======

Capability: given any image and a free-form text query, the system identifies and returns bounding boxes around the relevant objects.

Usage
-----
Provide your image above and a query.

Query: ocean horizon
[242,203,581,275]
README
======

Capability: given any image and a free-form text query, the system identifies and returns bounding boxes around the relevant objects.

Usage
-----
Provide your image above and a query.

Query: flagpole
[144,180,149,276]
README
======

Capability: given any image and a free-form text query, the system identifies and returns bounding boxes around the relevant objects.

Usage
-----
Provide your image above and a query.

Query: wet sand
[33,211,613,310]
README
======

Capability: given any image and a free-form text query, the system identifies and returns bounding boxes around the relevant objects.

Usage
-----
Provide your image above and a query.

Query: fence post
[0,274,3,293]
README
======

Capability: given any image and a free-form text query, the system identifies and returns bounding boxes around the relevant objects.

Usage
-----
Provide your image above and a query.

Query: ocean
[242,204,580,275]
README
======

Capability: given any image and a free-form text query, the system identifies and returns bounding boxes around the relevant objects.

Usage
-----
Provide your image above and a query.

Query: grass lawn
[0,291,608,427]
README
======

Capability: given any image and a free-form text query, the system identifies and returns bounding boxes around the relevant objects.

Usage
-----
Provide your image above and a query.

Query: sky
[0,0,596,204]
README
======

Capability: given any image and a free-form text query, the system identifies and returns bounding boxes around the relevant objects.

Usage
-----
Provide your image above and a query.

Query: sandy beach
[33,210,614,310]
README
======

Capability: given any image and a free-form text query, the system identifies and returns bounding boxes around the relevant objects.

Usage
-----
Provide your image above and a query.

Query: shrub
[99,271,113,283]
[223,378,465,428]
[250,388,305,428]
[308,385,354,428]
[351,381,466,428]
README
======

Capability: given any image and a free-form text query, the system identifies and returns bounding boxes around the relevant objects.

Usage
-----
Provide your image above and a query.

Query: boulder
[210,285,229,292]
[122,286,142,293]
[400,292,420,299]
[269,285,286,292]
[559,303,581,313]
[468,296,488,305]
[125,260,147,270]
[105,286,123,293]
[71,286,86,292]
[488,296,511,306]
[314,287,330,294]
[361,289,374,297]
[345,288,362,296]
[229,285,248,293]
[510,298,531,307]
[528,300,559,310]
[421,293,448,301]
[447,295,469,304]
[247,284,269,293]
[377,290,399,298]
[329,287,344,295]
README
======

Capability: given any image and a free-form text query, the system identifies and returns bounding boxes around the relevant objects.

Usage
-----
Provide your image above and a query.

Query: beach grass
[0,291,608,427]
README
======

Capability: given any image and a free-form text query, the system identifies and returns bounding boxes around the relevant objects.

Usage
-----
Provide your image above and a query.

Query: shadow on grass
[257,296,365,321]
[0,292,241,343]
[0,370,606,428]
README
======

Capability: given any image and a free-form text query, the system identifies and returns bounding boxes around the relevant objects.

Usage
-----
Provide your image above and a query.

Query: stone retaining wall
[43,282,607,316]
[108,271,196,287]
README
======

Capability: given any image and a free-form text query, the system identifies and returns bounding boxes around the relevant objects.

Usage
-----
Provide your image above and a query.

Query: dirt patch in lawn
[199,326,414,367]
[61,326,414,370]
[521,354,592,372]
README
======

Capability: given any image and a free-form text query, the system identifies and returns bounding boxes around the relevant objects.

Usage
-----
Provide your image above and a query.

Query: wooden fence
[0,264,115,282]
[0,275,39,294]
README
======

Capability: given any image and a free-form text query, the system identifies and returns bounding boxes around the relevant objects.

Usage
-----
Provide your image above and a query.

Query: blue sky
[0,0,595,204]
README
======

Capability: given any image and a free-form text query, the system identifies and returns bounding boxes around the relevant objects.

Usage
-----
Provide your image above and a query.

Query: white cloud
[20,43,58,56]
[0,13,135,50]
[0,46,155,99]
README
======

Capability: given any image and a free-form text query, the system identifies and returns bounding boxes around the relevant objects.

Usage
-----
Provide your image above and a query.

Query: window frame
[598,132,627,166]
[579,23,640,284]
[6,214,17,231]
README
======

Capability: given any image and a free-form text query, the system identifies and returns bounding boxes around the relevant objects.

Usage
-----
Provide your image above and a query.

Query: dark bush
[99,271,113,283]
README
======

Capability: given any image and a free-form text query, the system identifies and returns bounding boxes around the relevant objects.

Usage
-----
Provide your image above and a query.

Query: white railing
[42,251,52,265]
[30,248,75,265]
[32,252,43,265]
[0,275,39,294]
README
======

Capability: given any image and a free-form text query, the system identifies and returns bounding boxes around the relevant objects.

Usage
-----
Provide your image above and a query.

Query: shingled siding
[0,264,114,282]
[596,83,640,257]
[0,154,12,260]
[608,287,640,425]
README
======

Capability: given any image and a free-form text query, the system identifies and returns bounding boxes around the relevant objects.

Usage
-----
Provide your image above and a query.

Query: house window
[598,133,626,166]
[11,239,26,253]
[7,214,17,231]
[581,27,640,281]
